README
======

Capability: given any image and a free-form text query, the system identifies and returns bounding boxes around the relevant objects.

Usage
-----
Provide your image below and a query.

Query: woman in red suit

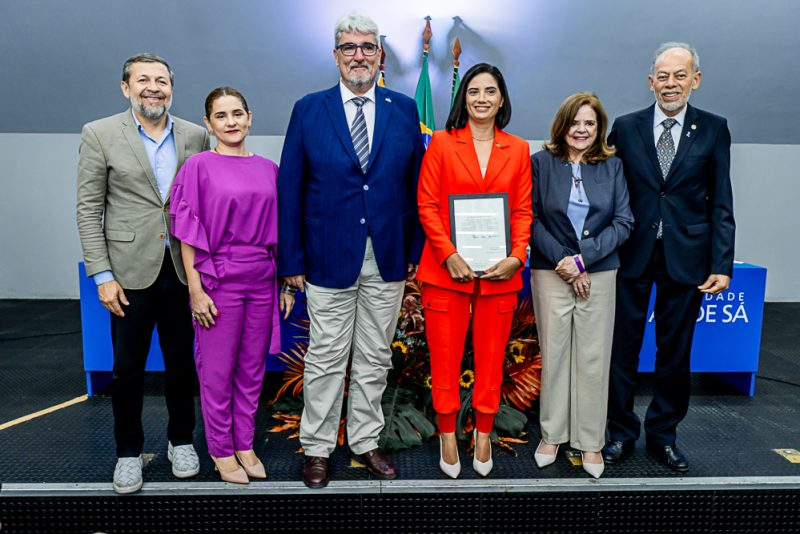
[417,63,532,478]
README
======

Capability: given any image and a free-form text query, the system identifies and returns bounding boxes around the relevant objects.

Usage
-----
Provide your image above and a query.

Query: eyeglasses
[336,42,379,57]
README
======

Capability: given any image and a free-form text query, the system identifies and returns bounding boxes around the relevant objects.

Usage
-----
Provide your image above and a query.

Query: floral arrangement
[269,278,541,454]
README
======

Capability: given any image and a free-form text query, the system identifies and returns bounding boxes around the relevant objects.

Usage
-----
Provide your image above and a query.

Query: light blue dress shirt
[653,103,687,151]
[567,162,590,241]
[93,112,177,286]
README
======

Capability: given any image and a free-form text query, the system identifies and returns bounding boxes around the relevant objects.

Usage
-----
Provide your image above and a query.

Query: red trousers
[422,284,517,433]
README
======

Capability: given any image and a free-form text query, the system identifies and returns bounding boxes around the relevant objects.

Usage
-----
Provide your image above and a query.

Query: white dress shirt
[340,81,376,148]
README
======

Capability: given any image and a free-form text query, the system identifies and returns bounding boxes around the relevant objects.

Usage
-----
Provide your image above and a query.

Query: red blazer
[416,125,533,295]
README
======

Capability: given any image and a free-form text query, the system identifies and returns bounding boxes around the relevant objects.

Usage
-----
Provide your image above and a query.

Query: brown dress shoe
[354,448,398,480]
[302,455,330,488]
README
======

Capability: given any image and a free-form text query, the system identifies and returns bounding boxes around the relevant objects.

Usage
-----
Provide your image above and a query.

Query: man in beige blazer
[76,53,209,494]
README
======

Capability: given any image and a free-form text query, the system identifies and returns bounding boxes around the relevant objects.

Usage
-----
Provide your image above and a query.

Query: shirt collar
[339,80,376,105]
[653,103,687,130]
[131,109,174,135]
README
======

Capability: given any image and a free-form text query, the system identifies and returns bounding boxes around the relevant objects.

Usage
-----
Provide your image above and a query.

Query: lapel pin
[385,97,392,103]
[686,132,691,138]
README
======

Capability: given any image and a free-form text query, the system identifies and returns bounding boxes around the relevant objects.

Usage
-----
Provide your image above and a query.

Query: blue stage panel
[638,263,767,396]
[78,263,304,395]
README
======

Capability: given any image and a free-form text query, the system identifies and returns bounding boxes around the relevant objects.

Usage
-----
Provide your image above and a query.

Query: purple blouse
[170,150,280,353]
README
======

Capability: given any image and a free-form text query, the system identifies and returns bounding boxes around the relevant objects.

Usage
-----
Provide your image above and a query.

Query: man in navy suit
[278,12,424,488]
[602,43,735,471]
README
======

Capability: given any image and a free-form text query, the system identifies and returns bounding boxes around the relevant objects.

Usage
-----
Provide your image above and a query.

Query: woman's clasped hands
[556,255,591,299]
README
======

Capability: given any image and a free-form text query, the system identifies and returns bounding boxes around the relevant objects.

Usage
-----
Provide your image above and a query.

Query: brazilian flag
[450,64,460,112]
[415,50,435,149]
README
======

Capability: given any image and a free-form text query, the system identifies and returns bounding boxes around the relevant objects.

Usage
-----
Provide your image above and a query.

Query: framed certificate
[449,193,511,275]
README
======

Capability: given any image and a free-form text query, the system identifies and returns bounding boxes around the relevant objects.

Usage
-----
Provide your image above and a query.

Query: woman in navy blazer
[530,93,633,478]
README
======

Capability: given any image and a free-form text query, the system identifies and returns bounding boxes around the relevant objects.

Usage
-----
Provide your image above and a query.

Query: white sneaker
[168,442,200,478]
[113,456,143,494]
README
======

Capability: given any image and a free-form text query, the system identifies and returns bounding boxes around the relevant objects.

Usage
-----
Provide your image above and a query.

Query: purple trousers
[194,248,275,457]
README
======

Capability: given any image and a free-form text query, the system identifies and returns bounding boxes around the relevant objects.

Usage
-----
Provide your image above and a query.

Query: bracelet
[573,255,585,273]
[281,284,297,296]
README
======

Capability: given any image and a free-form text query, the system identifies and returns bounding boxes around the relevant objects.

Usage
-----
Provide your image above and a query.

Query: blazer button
[659,192,666,198]
[159,232,166,240]
[360,218,366,225]
[583,230,589,236]
[363,184,370,191]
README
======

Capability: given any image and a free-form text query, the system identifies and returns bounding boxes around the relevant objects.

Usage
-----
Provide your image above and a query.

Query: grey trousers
[531,268,616,452]
[300,238,405,457]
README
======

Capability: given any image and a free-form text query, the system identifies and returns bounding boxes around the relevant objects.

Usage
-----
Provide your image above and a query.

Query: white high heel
[472,429,493,477]
[581,452,605,479]
[439,435,461,479]
[534,439,560,468]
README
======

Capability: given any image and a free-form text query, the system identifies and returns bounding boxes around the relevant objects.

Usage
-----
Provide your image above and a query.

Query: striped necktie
[350,96,369,173]
[656,118,678,178]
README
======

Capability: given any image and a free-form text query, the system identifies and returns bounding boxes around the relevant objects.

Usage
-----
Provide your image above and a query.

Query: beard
[346,61,376,90]
[130,91,172,120]
[656,91,690,113]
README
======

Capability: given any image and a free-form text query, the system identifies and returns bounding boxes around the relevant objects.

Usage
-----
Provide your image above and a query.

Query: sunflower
[509,341,525,363]
[459,369,475,389]
[391,340,409,354]
[424,375,433,389]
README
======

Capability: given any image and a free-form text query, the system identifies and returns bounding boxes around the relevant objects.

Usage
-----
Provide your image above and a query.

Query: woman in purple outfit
[170,87,294,484]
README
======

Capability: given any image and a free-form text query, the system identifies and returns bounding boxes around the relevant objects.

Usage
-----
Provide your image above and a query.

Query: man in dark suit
[602,43,735,471]
[77,53,209,493]
[277,12,424,488]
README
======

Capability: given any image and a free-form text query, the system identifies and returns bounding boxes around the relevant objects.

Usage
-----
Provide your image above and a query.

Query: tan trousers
[531,268,616,452]
[300,238,405,457]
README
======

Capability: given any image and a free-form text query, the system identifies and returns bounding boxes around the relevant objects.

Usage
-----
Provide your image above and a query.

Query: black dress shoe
[648,444,689,473]
[602,440,635,465]
[354,448,398,480]
[302,455,330,488]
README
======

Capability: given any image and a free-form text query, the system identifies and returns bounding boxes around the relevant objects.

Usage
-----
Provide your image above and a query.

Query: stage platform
[1,300,799,533]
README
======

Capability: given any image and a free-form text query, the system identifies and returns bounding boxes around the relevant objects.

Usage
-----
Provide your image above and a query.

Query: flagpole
[414,17,435,148]
[378,34,386,87]
[450,36,462,111]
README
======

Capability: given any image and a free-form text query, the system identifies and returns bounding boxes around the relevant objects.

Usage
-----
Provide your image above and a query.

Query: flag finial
[452,37,462,66]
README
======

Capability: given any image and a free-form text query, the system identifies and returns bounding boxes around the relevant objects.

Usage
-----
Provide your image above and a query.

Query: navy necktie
[350,96,369,173]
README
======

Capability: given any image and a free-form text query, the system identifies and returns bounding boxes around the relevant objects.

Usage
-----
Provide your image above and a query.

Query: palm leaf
[271,319,311,403]
[378,384,436,452]
[455,388,474,441]
[493,403,529,437]
[501,353,542,411]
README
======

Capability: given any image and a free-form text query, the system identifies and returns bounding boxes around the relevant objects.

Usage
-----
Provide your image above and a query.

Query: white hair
[334,12,379,47]
[651,42,700,74]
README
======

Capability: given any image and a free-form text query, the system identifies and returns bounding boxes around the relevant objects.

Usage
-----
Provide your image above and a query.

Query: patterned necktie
[350,96,370,173]
[656,118,678,178]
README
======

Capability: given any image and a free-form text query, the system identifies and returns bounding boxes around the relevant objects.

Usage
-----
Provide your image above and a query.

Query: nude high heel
[211,455,249,484]
[235,450,267,479]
